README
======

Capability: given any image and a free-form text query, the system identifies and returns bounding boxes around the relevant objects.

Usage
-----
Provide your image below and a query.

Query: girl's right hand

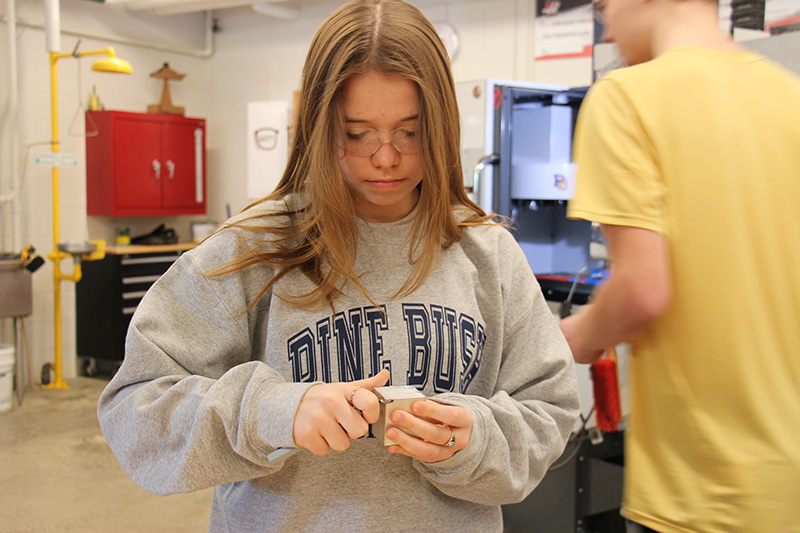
[292,369,390,456]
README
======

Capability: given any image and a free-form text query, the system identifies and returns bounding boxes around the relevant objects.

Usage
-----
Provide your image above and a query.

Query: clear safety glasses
[342,125,421,157]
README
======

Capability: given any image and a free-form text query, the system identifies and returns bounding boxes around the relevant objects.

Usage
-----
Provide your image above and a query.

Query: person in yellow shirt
[560,0,800,531]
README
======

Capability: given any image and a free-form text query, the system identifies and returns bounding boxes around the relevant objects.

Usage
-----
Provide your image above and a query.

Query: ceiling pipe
[2,0,21,254]
[3,10,216,58]
[44,0,61,52]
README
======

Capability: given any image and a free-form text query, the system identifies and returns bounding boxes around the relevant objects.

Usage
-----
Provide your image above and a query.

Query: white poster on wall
[534,0,594,60]
[247,100,290,200]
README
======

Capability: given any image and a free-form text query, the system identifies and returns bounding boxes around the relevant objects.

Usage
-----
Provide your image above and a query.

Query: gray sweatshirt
[98,198,579,533]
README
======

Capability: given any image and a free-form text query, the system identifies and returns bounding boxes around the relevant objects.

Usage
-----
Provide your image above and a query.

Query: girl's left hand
[386,399,472,462]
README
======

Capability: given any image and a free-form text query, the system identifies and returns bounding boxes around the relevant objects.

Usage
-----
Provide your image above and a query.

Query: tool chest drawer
[76,245,191,375]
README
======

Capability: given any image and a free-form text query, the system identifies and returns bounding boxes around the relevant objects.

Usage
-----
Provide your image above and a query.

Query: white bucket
[0,344,15,412]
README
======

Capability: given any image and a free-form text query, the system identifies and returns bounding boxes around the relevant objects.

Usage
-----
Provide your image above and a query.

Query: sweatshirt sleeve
[413,228,580,505]
[97,235,316,496]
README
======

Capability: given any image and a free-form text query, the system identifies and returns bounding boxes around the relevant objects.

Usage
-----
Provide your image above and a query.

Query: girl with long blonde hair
[99,2,579,531]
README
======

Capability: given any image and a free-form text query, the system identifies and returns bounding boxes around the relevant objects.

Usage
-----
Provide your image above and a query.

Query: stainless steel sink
[57,242,97,256]
[0,259,33,318]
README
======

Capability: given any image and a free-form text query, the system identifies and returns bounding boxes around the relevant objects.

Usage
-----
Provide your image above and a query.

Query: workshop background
[1,0,797,531]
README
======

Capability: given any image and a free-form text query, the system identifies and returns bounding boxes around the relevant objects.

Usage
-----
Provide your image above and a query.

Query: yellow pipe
[44,50,70,390]
[43,47,129,390]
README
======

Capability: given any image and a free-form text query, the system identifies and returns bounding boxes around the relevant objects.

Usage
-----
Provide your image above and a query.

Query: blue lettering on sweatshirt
[334,308,365,382]
[286,303,485,392]
[404,303,431,389]
[431,305,458,393]
[364,306,392,381]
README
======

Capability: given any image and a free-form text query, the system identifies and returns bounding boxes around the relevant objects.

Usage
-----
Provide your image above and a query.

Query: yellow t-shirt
[569,46,800,533]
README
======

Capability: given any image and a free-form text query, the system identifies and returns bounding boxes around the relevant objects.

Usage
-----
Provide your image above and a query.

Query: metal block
[373,386,426,446]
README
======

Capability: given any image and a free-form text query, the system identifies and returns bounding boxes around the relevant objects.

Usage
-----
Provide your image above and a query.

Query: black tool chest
[76,244,192,376]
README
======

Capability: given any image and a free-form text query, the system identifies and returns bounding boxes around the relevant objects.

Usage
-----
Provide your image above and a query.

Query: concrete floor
[0,376,212,532]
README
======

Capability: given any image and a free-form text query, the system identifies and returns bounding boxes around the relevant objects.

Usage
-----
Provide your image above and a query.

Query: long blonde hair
[217,0,494,309]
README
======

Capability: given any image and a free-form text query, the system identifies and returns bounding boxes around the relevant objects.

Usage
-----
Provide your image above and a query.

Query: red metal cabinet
[86,110,206,216]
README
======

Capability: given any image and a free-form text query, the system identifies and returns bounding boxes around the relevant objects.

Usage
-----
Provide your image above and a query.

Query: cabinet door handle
[152,159,161,179]
[194,128,204,203]
[166,160,175,180]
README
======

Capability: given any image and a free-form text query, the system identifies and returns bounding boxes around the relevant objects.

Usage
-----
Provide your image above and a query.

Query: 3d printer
[457,79,606,306]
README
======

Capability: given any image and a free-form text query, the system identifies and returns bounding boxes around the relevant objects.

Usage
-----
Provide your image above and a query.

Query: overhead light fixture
[91,49,134,74]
